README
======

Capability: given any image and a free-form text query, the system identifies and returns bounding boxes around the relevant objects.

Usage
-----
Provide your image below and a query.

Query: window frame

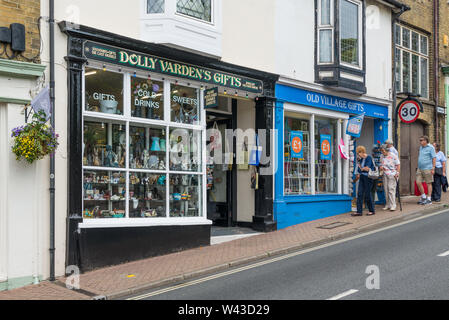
[81,61,207,224]
[395,24,429,99]
[339,0,363,70]
[317,0,334,65]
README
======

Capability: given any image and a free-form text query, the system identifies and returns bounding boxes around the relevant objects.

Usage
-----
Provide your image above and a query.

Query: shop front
[274,84,389,229]
[61,22,278,271]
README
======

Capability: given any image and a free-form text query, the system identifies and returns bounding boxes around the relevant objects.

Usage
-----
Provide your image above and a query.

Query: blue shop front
[274,84,390,229]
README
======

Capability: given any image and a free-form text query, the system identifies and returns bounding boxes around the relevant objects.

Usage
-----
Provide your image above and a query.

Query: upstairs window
[395,24,429,99]
[340,0,361,67]
[176,0,212,22]
[316,0,363,69]
[148,0,165,14]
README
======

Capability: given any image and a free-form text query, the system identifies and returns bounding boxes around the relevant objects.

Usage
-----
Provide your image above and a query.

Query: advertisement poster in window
[346,114,364,137]
[320,134,332,161]
[291,131,304,159]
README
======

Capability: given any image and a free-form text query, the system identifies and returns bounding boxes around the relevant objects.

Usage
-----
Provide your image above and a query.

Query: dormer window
[315,0,366,94]
[141,0,221,57]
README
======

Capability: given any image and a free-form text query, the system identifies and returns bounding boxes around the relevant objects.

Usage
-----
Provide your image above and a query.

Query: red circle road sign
[398,100,420,123]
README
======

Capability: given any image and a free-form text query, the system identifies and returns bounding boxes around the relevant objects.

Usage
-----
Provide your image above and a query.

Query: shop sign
[204,87,219,109]
[276,85,389,120]
[346,114,364,138]
[290,131,304,159]
[320,134,332,160]
[84,41,264,94]
[398,100,420,123]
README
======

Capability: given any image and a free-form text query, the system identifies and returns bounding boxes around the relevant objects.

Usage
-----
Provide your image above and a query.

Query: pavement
[1,192,448,300]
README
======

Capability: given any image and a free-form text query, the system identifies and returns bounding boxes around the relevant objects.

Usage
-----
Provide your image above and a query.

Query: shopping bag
[414,181,428,196]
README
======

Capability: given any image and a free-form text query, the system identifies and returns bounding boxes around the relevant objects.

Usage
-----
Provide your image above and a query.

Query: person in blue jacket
[352,146,376,216]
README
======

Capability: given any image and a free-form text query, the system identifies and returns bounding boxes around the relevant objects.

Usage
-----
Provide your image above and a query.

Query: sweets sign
[84,41,264,94]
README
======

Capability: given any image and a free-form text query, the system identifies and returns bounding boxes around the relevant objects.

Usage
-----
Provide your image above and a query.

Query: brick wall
[0,0,41,62]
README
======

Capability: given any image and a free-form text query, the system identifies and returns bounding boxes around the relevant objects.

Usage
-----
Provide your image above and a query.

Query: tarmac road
[126,209,449,300]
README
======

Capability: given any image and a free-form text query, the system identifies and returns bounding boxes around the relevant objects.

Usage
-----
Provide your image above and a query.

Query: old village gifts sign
[83,41,264,94]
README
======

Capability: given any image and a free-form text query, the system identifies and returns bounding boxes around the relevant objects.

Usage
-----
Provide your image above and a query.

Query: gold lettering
[129,54,139,65]
[119,51,129,63]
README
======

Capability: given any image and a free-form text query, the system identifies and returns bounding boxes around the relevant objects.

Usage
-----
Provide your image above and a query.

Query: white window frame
[317,0,334,65]
[395,24,429,100]
[283,103,349,197]
[81,61,208,228]
[339,0,363,70]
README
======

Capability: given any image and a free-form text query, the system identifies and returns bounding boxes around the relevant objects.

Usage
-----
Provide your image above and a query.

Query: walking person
[384,139,399,157]
[431,143,446,203]
[352,146,376,216]
[379,145,400,211]
[416,136,436,205]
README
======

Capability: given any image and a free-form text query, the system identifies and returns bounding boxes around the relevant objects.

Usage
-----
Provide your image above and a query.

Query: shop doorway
[206,111,235,227]
[400,120,425,195]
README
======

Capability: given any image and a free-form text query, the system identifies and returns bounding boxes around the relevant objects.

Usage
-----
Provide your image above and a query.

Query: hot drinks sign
[84,41,264,94]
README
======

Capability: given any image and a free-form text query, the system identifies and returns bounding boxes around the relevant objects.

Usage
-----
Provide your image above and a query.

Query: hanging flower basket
[11,110,59,164]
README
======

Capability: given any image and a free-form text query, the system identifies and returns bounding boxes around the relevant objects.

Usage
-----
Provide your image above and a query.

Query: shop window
[314,118,338,194]
[176,0,212,22]
[129,124,166,170]
[85,68,124,115]
[129,173,167,218]
[83,121,126,169]
[171,84,200,125]
[82,65,205,220]
[83,170,126,219]
[395,24,429,99]
[169,128,202,172]
[131,77,164,120]
[284,115,312,195]
[169,174,202,217]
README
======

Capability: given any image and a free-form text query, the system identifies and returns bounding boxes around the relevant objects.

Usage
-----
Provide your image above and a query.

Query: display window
[314,117,338,194]
[82,65,205,221]
[85,68,124,115]
[284,114,311,195]
[131,77,164,120]
[284,111,344,196]
[171,84,200,125]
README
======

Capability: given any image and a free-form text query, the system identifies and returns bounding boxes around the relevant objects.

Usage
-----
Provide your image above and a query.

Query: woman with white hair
[379,144,400,211]
[384,140,399,157]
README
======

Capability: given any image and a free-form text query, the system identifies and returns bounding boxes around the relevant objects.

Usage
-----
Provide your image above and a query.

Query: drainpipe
[392,5,410,148]
[49,0,56,282]
[434,0,440,143]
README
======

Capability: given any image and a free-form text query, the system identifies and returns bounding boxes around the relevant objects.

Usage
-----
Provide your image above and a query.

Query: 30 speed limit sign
[398,100,420,123]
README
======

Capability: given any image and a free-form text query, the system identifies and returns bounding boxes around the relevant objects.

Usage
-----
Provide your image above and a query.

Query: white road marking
[438,250,449,257]
[127,208,449,300]
[326,289,359,300]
